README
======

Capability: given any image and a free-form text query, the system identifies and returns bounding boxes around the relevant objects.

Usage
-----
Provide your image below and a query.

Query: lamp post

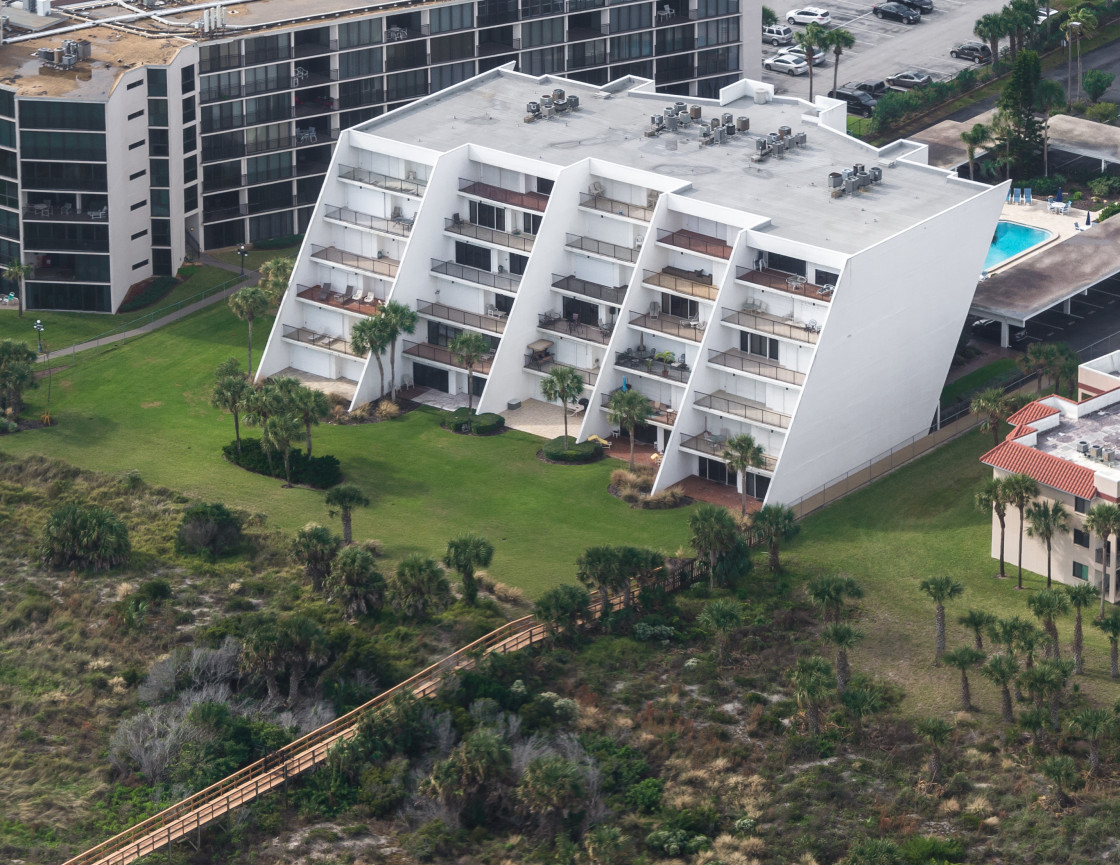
[33,319,43,354]
[238,243,247,275]
[33,319,51,418]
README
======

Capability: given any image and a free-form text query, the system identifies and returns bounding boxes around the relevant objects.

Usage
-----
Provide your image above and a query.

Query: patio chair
[342,286,358,304]
[648,301,659,320]
[1012,188,1021,205]
[363,289,377,304]
[315,284,330,302]
[1024,188,1032,206]
[1006,188,1013,204]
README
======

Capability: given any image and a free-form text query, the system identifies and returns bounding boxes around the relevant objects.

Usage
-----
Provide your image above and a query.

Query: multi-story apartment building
[982,351,1120,603]
[257,66,1007,508]
[0,0,757,312]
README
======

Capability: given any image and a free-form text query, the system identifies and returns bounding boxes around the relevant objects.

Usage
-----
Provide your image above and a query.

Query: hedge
[222,437,341,488]
[440,408,505,434]
[542,436,601,463]
[118,275,179,313]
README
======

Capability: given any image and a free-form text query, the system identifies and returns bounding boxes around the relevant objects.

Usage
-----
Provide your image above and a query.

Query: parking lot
[972,275,1120,351]
[760,0,1012,98]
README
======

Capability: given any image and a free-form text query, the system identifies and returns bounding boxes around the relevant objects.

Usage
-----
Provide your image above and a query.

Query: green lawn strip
[210,243,301,272]
[2,302,690,598]
[783,428,1120,720]
[940,357,1019,408]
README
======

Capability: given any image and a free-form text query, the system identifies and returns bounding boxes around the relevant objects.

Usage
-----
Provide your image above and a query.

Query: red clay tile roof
[981,440,1097,499]
[1006,424,1036,440]
[1007,402,1059,425]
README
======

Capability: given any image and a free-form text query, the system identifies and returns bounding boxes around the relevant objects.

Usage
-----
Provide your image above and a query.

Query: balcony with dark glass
[445,217,533,251]
[340,164,427,197]
[325,205,412,238]
[459,178,548,212]
[565,233,639,263]
[311,244,399,279]
[417,299,508,335]
[550,273,625,305]
[430,259,521,293]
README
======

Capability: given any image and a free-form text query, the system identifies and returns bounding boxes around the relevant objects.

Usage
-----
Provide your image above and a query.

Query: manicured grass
[210,243,301,272]
[0,265,240,353]
[1,302,692,598]
[940,357,1019,408]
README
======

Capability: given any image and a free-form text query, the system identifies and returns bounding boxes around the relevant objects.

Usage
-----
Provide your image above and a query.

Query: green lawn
[0,265,240,353]
[1,302,691,597]
[210,243,301,272]
[940,357,1019,408]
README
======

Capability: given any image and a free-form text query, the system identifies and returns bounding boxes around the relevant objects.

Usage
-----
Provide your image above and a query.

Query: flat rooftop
[358,70,989,254]
[1036,400,1120,479]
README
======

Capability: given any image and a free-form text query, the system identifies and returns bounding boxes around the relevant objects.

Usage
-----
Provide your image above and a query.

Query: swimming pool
[984,221,1054,271]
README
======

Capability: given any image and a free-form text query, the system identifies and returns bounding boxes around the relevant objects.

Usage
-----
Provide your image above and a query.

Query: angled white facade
[258,66,1007,508]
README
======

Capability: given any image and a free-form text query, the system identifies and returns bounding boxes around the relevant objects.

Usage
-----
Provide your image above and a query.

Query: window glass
[431,61,475,92]
[339,19,383,48]
[522,18,564,47]
[610,3,650,32]
[147,68,168,96]
[19,131,106,161]
[339,47,384,79]
[430,3,473,32]
[19,101,105,130]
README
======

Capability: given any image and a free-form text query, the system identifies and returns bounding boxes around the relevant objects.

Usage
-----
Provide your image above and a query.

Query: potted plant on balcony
[645,357,654,373]
[655,351,675,376]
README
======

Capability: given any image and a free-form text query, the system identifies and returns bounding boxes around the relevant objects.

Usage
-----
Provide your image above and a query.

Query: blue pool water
[984,221,1054,271]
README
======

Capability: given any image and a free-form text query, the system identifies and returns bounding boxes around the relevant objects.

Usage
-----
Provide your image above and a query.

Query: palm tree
[291,385,330,457]
[982,654,1019,725]
[1028,588,1070,660]
[976,477,1011,578]
[974,13,1005,64]
[257,255,294,303]
[1039,755,1077,806]
[379,300,418,403]
[1036,658,1074,728]
[607,387,654,471]
[576,545,619,621]
[824,28,856,99]
[614,545,662,609]
[540,365,585,449]
[1092,610,1120,678]
[791,656,833,735]
[1084,503,1120,617]
[959,123,990,182]
[1026,499,1069,589]
[1003,473,1039,590]
[1065,582,1099,674]
[449,330,491,431]
[240,613,285,702]
[918,576,964,663]
[291,522,341,591]
[698,598,742,665]
[262,411,302,486]
[914,718,953,783]
[959,610,997,651]
[351,314,393,401]
[426,728,512,807]
[324,545,384,617]
[795,22,828,102]
[1067,708,1114,776]
[942,646,985,711]
[822,622,863,694]
[5,260,31,319]
[443,533,494,606]
[534,584,592,643]
[689,503,740,590]
[211,372,252,456]
[277,613,328,705]
[1019,342,1058,392]
[1035,79,1065,177]
[970,388,1019,446]
[1018,706,1049,750]
[807,574,864,624]
[841,687,882,743]
[1067,9,1097,103]
[325,483,370,545]
[752,503,799,573]
[722,433,766,517]
[228,284,271,377]
[516,755,585,837]
[390,554,452,619]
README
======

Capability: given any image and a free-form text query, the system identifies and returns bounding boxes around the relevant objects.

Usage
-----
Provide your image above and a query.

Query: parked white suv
[762,23,795,45]
[786,6,831,24]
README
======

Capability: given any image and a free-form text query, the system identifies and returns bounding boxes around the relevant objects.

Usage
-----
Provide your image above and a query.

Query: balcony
[22,204,107,223]
[537,314,612,346]
[403,340,494,374]
[339,164,427,197]
[282,324,364,358]
[524,355,598,386]
[417,299,507,335]
[565,234,639,264]
[642,267,718,302]
[445,218,534,252]
[657,228,733,259]
[579,191,653,222]
[310,244,399,279]
[430,259,521,293]
[324,205,412,237]
[600,390,677,426]
[694,390,791,429]
[707,348,805,386]
[629,309,705,342]
[736,266,833,303]
[296,283,383,316]
[721,307,820,345]
[680,432,777,469]
[551,273,626,305]
[458,178,549,212]
[614,346,690,382]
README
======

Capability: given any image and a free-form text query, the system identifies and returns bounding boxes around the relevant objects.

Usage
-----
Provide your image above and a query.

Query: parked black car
[950,42,992,63]
[828,88,877,117]
[897,0,933,13]
[848,79,889,99]
[872,2,920,23]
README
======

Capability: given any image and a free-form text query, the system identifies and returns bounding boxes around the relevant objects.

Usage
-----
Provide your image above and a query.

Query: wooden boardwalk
[61,563,696,865]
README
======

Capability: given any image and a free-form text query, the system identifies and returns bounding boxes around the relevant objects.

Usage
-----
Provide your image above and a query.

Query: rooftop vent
[1079,440,1090,454]
[736,116,749,132]
[1093,444,1104,459]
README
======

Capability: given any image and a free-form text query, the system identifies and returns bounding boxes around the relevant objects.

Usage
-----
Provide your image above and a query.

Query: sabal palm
[942,646,985,711]
[1039,755,1077,806]
[1065,582,1098,674]
[689,503,740,589]
[444,533,494,606]
[752,503,799,573]
[607,387,654,471]
[959,609,996,651]
[1067,708,1114,776]
[291,522,341,591]
[795,22,828,102]
[970,387,1017,446]
[211,373,252,455]
[918,576,964,662]
[1092,610,1120,678]
[228,284,271,377]
[257,255,294,303]
[540,365,584,446]
[822,622,863,694]
[325,483,370,545]
[1026,499,1069,589]
[288,385,330,457]
[5,260,31,319]
[982,654,1019,724]
[914,718,953,783]
[1019,342,1058,392]
[1084,503,1120,617]
[976,477,1011,578]
[277,613,328,704]
[1003,473,1039,590]
[1028,588,1070,660]
[449,330,491,429]
[791,656,833,735]
[1035,79,1065,177]
[973,12,1005,61]
[841,687,882,743]
[576,545,619,620]
[722,433,766,516]
[698,598,742,665]
[807,574,864,624]
[390,554,452,619]
[615,545,661,608]
[825,28,856,98]
[379,300,418,402]
[240,613,285,702]
[262,411,302,486]
[324,545,384,617]
[351,314,393,400]
[516,755,585,836]
[959,123,990,182]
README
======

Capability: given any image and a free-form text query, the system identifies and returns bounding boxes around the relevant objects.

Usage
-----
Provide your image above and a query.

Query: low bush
[441,408,505,434]
[176,502,244,559]
[222,438,341,488]
[40,503,131,570]
[1085,101,1118,125]
[642,488,686,509]
[374,400,401,421]
[118,276,179,313]
[542,436,601,462]
[1099,200,1120,222]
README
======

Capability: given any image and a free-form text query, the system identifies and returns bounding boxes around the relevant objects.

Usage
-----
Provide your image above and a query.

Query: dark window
[339,107,381,128]
[697,46,738,76]
[127,79,144,90]
[1074,528,1091,548]
[0,150,16,179]
[767,252,806,276]
[523,17,564,47]
[202,101,244,133]
[469,200,505,230]
[20,162,106,191]
[815,269,839,286]
[338,77,384,109]
[509,253,528,275]
[0,209,17,240]
[431,32,476,63]
[386,70,427,101]
[26,282,110,312]
[568,39,607,69]
[0,119,14,149]
[129,139,145,150]
[477,0,518,26]
[521,0,564,17]
[201,71,241,103]
[562,296,599,325]
[247,152,292,184]
[131,229,148,240]
[611,32,652,59]
[184,154,198,183]
[245,94,291,125]
[128,109,145,121]
[244,34,290,66]
[536,177,554,195]
[200,43,241,74]
[150,128,169,156]
[202,131,244,162]
[204,219,245,249]
[19,131,105,161]
[697,0,737,15]
[339,19,383,49]
[132,259,149,270]
[413,362,449,392]
[151,91,171,119]
[250,211,293,242]
[19,101,105,130]
[131,200,147,211]
[185,184,198,213]
[1076,497,1089,514]
[610,3,650,32]
[154,248,172,276]
[1073,561,1089,581]
[183,125,197,155]
[742,331,780,360]
[150,158,170,187]
[0,90,12,119]
[247,180,292,214]
[455,241,491,270]
[431,3,474,32]
[147,68,168,97]
[521,47,565,75]
[611,60,654,78]
[656,25,694,54]
[151,218,172,246]
[523,212,542,234]
[697,16,738,46]
[183,96,196,124]
[181,64,196,94]
[130,169,146,180]
[0,179,17,208]
[152,189,170,217]
[698,456,734,486]
[386,40,428,72]
[339,47,384,80]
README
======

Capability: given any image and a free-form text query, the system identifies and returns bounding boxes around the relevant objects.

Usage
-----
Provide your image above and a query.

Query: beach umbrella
[1056,187,1063,202]
[1086,208,1092,226]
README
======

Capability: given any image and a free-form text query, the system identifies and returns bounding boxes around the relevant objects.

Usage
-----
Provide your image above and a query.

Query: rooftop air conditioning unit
[568,94,579,110]
[1093,444,1104,459]
[1079,440,1090,454]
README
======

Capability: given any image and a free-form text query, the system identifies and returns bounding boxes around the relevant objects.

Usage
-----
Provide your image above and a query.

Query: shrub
[440,407,505,434]
[40,503,131,570]
[118,469,144,491]
[633,622,678,642]
[252,233,304,250]
[642,488,685,509]
[1085,101,1118,124]
[543,436,601,462]
[1099,200,1120,221]
[898,835,965,864]
[135,579,172,605]
[177,502,244,558]
[118,275,179,313]
[222,437,341,488]
[374,400,401,421]
[625,777,664,812]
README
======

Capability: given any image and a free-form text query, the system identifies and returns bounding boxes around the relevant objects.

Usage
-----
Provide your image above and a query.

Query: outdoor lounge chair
[1012,188,1021,205]
[315,285,330,302]
[363,290,377,304]
[1024,188,1032,206]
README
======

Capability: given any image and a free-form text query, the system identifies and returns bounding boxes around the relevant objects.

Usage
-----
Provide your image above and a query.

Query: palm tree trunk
[961,670,972,711]
[1048,620,1060,659]
[832,52,841,98]
[998,518,1007,577]
[929,749,942,783]
[389,339,399,402]
[288,665,304,705]
[741,483,748,518]
[1046,543,1052,588]
[247,319,255,378]
[1049,692,1060,728]
[1001,685,1014,724]
[1089,739,1100,776]
[1074,610,1084,674]
[466,371,474,432]
[342,510,353,545]
[1017,520,1025,589]
[628,426,636,471]
[283,449,292,486]
[974,630,984,651]
[561,400,569,445]
[1111,640,1118,678]
[1043,115,1050,176]
[234,410,242,455]
[807,703,820,735]
[599,585,609,621]
[768,541,780,573]
[305,420,313,458]
[807,60,814,103]
[837,648,850,694]
[375,356,386,401]
[935,603,946,661]
[265,673,281,702]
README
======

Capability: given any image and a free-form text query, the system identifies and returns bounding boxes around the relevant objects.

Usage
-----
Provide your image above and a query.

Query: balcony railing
[579,192,654,222]
[22,205,107,223]
[614,348,690,382]
[417,299,507,335]
[324,205,412,237]
[707,348,804,386]
[296,284,383,316]
[735,266,833,303]
[565,234,639,263]
[657,228,733,259]
[629,310,705,342]
[551,273,626,305]
[282,324,363,357]
[721,307,820,344]
[444,218,534,252]
[680,432,777,469]
[601,390,677,426]
[642,268,718,301]
[430,259,521,292]
[537,315,611,346]
[524,356,598,386]
[339,164,428,196]
[458,178,549,212]
[311,244,399,279]
[403,340,494,374]
[694,390,790,429]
